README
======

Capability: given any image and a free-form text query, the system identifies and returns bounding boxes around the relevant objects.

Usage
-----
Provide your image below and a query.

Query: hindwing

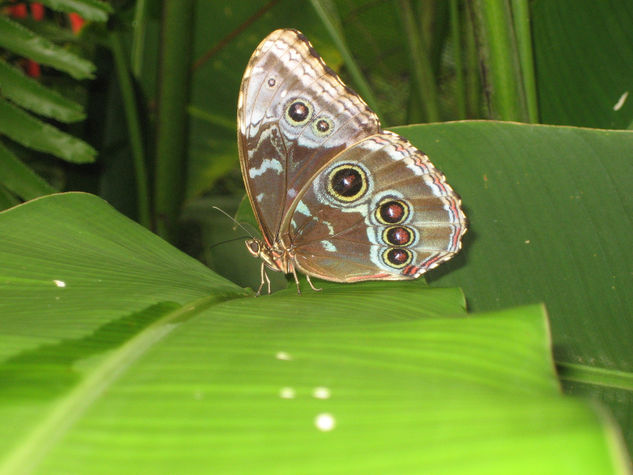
[285,132,466,282]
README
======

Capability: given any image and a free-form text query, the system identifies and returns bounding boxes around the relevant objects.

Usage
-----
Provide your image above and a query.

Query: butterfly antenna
[211,206,257,240]
[209,235,252,250]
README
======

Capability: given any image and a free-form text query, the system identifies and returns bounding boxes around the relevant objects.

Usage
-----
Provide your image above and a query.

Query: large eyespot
[382,248,413,269]
[327,164,368,202]
[375,198,410,224]
[285,100,312,126]
[383,226,415,247]
[312,117,334,137]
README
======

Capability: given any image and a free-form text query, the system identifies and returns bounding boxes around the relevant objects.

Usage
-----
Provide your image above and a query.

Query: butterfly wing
[237,29,380,244]
[283,132,466,282]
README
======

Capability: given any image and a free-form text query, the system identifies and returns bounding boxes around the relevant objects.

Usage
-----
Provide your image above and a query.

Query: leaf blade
[0,58,85,123]
[0,98,96,163]
[0,16,95,80]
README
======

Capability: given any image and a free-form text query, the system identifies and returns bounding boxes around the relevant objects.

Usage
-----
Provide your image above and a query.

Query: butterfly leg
[290,265,302,295]
[306,274,322,292]
[256,261,271,296]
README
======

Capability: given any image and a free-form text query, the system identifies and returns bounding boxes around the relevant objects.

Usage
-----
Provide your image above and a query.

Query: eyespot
[267,77,276,87]
[375,199,410,224]
[383,226,415,247]
[326,163,368,202]
[285,100,312,126]
[312,117,334,137]
[382,248,413,269]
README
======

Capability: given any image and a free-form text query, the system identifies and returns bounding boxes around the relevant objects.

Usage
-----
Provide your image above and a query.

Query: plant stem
[399,0,440,123]
[464,3,481,118]
[511,0,538,123]
[154,0,195,241]
[450,0,466,119]
[474,0,527,121]
[130,0,148,78]
[109,32,151,228]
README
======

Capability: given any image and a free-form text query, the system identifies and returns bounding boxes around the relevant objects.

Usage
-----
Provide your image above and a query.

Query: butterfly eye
[312,117,334,137]
[245,240,260,256]
[267,77,276,87]
[383,226,415,247]
[382,248,413,269]
[285,100,313,126]
[327,164,368,202]
[375,199,410,224]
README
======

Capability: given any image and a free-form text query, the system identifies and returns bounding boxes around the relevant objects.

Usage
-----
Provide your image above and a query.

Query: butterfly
[237,29,467,295]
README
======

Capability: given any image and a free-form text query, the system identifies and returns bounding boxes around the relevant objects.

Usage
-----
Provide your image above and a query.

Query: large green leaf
[393,122,633,366]
[0,193,626,472]
[392,121,633,450]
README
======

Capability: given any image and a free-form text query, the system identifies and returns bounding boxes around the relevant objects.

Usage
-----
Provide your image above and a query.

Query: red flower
[30,3,45,21]
[68,13,85,34]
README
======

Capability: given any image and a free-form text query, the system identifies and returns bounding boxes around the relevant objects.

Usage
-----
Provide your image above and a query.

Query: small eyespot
[383,226,415,247]
[267,77,276,87]
[382,248,413,269]
[312,117,334,137]
[327,164,368,202]
[375,199,410,224]
[285,100,312,126]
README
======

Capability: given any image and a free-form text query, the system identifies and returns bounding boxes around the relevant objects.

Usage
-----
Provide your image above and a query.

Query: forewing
[237,29,380,243]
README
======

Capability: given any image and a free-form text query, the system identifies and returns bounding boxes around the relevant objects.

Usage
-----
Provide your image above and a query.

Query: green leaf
[0,193,245,353]
[0,16,94,80]
[36,0,113,22]
[0,193,626,472]
[0,141,56,200]
[393,121,633,450]
[0,59,84,123]
[0,97,96,163]
[532,0,633,128]
[394,121,633,367]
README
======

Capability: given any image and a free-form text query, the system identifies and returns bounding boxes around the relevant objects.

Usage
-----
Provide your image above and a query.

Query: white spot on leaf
[315,413,336,432]
[280,387,296,399]
[53,280,66,288]
[313,387,331,399]
[613,91,628,111]
[276,351,292,361]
